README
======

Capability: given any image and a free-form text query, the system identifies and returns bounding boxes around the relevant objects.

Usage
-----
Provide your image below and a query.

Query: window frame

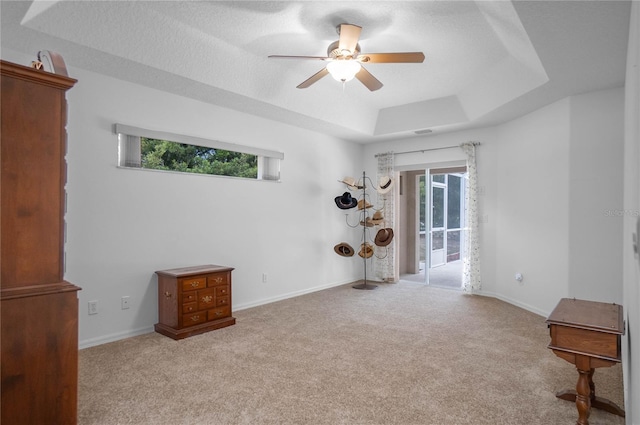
[114,124,283,182]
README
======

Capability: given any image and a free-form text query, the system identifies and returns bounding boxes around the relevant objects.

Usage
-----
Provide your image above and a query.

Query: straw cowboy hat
[358,242,374,258]
[334,192,358,209]
[360,217,375,227]
[357,199,373,210]
[377,176,394,194]
[374,228,394,247]
[334,242,355,257]
[370,210,384,225]
[338,176,362,190]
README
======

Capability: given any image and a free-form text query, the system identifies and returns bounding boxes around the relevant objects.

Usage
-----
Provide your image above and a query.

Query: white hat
[377,176,393,194]
[338,176,362,190]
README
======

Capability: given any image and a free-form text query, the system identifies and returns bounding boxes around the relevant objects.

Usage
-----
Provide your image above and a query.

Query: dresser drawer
[215,285,230,297]
[182,276,206,291]
[183,312,207,326]
[216,296,230,307]
[183,292,197,303]
[197,288,215,310]
[208,306,231,320]
[183,302,197,313]
[207,273,228,287]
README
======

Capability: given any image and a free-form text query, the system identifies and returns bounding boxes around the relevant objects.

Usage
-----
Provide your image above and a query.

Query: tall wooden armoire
[1,60,81,424]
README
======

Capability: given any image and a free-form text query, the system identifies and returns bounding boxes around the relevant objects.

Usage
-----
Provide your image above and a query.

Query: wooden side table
[546,298,624,425]
[155,265,235,340]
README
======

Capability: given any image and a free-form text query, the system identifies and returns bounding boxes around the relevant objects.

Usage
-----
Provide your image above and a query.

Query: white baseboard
[475,290,550,318]
[233,278,355,312]
[79,325,154,350]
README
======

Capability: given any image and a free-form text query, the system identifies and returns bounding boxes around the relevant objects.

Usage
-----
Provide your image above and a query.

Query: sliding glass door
[421,169,467,288]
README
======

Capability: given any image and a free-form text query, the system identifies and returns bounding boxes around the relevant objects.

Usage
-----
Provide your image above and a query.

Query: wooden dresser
[155,264,235,340]
[1,60,81,424]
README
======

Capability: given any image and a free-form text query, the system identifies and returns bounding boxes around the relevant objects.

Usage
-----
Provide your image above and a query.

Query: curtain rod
[374,141,480,158]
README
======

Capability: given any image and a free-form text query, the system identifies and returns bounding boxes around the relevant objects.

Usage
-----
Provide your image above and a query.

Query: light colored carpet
[78,281,624,424]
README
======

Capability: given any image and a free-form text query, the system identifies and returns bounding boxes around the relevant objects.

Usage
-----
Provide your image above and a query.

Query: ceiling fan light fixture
[326,60,361,82]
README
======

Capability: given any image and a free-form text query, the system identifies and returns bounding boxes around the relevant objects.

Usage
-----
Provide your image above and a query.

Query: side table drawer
[183,312,207,326]
[208,306,231,320]
[215,285,230,297]
[183,292,197,303]
[182,276,206,291]
[183,302,197,313]
[208,273,228,287]
[197,288,215,310]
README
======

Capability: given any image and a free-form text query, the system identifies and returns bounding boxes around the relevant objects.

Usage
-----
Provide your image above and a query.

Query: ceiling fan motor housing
[327,41,360,59]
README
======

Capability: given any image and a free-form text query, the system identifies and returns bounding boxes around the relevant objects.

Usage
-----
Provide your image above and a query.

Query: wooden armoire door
[1,60,81,425]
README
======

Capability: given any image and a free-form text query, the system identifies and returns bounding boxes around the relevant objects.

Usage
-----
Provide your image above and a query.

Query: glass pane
[432,186,444,228]
[447,175,461,229]
[433,174,445,183]
[432,231,444,250]
[447,230,461,260]
[140,137,258,178]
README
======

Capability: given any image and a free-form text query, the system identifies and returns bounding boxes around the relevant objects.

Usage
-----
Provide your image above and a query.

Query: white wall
[1,48,365,348]
[622,1,640,422]
[493,98,572,314]
[568,89,624,303]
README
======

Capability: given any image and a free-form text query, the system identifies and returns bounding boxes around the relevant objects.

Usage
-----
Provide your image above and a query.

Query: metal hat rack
[340,171,388,290]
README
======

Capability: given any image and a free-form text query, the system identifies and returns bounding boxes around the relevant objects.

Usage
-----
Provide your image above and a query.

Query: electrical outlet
[262,273,268,283]
[121,296,130,310]
[88,300,98,315]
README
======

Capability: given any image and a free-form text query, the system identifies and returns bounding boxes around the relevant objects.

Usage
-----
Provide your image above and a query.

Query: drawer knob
[215,311,222,316]
[190,315,200,322]
[164,292,172,298]
[202,295,213,303]
[214,277,223,283]
[191,281,200,288]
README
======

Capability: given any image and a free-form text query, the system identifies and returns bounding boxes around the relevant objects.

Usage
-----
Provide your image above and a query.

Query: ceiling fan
[269,23,425,91]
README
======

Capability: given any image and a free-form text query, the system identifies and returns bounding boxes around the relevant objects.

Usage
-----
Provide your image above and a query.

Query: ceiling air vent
[414,129,432,135]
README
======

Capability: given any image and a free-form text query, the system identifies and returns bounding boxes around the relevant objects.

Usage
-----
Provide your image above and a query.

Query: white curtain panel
[375,152,398,282]
[461,142,481,292]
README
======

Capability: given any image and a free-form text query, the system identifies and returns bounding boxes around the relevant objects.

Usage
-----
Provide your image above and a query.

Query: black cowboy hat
[335,192,358,209]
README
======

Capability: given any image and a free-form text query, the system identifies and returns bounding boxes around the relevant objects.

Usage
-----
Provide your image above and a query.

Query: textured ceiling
[0,1,631,143]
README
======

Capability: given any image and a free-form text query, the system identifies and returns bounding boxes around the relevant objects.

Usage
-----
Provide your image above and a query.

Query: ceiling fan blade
[358,52,425,63]
[269,55,330,61]
[297,68,330,89]
[338,24,362,54]
[355,67,383,91]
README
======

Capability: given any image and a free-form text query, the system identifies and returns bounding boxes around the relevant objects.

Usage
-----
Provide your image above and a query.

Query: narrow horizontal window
[115,124,282,181]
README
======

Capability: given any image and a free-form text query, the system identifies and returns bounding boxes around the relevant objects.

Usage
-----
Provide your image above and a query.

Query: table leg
[575,368,592,425]
[555,367,625,419]
[587,368,595,402]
